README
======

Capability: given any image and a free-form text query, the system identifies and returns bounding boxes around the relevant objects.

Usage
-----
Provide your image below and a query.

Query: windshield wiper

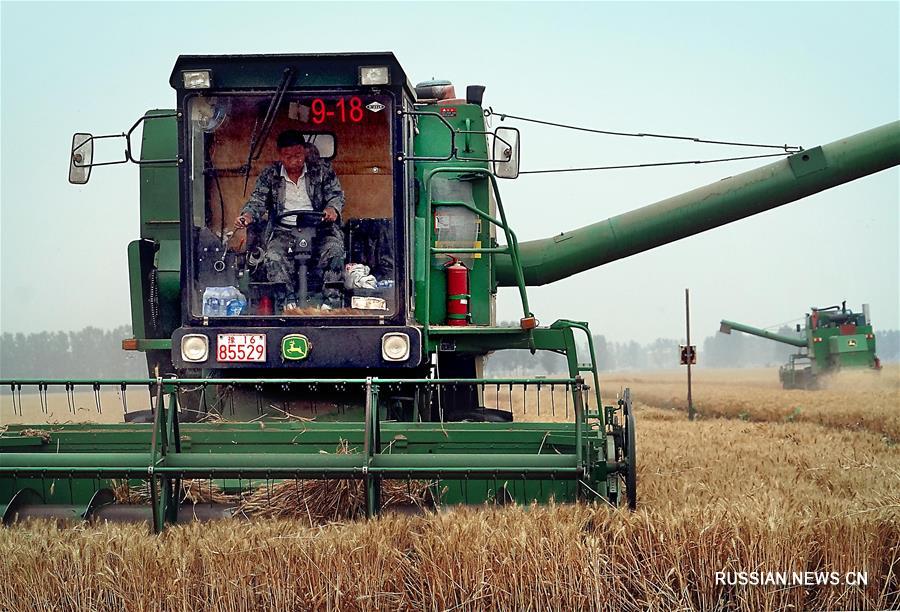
[242,67,295,195]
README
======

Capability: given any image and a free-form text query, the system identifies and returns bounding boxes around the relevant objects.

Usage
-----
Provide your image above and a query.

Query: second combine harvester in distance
[720,302,882,389]
[1,53,898,531]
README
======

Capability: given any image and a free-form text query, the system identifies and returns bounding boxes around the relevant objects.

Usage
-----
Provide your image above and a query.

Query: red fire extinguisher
[445,257,470,326]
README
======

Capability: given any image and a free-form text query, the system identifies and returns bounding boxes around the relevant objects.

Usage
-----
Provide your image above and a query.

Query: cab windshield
[186,93,395,318]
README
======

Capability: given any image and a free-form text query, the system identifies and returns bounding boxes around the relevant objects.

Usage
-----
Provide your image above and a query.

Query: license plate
[216,334,266,362]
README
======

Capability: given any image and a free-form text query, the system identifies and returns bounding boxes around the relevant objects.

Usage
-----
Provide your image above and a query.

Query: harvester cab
[66,54,534,422]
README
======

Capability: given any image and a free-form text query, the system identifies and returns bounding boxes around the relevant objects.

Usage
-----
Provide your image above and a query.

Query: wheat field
[1,366,898,610]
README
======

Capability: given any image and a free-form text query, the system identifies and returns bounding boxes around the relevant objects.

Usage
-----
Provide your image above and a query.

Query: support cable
[484,108,803,174]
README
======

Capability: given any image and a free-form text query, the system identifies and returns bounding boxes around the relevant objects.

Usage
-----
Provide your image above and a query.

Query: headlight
[182,70,212,89]
[381,332,410,362]
[181,334,209,362]
[359,66,389,86]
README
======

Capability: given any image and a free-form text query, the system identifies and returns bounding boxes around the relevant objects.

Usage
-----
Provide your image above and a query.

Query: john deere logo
[281,334,311,360]
[847,339,857,347]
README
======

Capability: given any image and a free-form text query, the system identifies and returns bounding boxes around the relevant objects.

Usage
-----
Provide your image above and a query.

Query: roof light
[182,70,212,89]
[359,66,389,86]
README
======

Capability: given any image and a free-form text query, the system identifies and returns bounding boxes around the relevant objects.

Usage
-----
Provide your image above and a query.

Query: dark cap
[276,129,305,149]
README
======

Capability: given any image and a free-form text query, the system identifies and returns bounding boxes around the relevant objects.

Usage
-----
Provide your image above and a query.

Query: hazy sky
[1,1,897,346]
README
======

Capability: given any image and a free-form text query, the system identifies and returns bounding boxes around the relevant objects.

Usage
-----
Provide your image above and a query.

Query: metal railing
[422,167,532,347]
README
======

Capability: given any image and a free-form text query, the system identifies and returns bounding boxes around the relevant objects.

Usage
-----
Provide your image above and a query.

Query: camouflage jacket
[240,159,345,226]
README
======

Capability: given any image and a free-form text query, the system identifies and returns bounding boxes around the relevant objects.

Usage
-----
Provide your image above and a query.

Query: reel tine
[66,382,76,414]
[39,382,48,414]
[9,383,17,417]
[565,382,570,419]
[550,383,556,417]
[93,382,102,414]
[121,382,128,415]
[537,382,541,417]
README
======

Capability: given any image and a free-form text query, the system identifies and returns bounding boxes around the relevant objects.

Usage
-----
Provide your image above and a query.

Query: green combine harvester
[2,53,898,531]
[720,302,882,389]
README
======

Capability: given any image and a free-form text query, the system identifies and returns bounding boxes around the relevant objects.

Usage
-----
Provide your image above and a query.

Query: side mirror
[492,126,520,179]
[69,133,93,184]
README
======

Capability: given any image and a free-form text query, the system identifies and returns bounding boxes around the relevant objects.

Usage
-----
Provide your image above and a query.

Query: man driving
[234,130,346,310]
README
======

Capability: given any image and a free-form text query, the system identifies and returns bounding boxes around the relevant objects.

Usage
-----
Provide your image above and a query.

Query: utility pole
[684,288,696,420]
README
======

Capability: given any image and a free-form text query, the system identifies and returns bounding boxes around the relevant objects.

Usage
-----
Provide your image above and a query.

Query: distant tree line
[484,321,900,375]
[0,326,147,379]
[0,325,896,379]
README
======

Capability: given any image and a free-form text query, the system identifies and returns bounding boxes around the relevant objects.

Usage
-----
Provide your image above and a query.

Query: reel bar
[1,378,578,385]
[1,452,581,479]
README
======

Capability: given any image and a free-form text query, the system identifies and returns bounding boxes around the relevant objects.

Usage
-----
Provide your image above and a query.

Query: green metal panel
[127,240,154,339]
[495,121,900,286]
[828,334,869,354]
[135,112,181,346]
[139,111,180,242]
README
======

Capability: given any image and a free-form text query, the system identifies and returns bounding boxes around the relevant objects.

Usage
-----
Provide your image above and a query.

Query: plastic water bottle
[202,287,224,316]
[224,287,247,316]
[203,287,247,316]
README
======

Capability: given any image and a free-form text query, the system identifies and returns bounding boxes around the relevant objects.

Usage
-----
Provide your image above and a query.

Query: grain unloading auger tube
[0,377,635,531]
[719,320,808,348]
[494,121,900,286]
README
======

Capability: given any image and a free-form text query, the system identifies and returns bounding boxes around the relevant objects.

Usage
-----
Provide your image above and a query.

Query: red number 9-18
[311,97,364,124]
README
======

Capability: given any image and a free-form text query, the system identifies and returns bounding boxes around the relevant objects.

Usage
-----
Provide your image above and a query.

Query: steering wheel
[275,210,326,228]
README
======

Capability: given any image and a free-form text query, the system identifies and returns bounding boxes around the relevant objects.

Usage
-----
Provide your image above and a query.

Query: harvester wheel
[606,389,637,510]
[622,389,637,511]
